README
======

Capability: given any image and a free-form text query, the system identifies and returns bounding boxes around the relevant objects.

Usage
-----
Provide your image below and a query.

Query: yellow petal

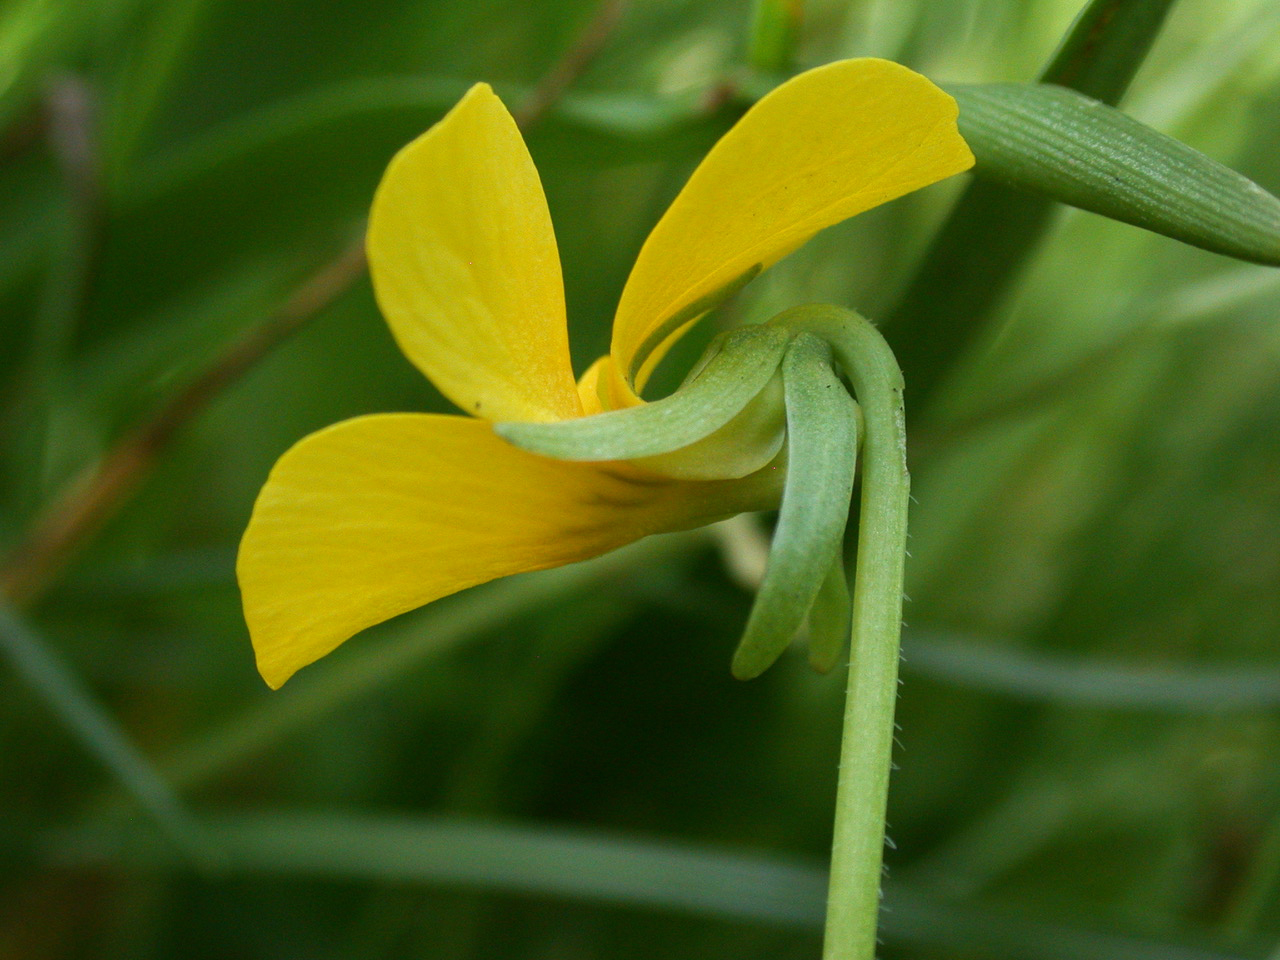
[576,354,644,415]
[575,357,607,416]
[367,84,582,422]
[611,58,974,387]
[238,414,782,687]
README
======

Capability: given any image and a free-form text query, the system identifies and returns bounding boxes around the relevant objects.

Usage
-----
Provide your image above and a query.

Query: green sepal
[952,82,1280,266]
[496,325,789,464]
[806,522,853,675]
[632,373,785,480]
[731,334,859,681]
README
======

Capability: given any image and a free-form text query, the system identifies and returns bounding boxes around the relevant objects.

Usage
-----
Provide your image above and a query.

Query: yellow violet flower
[237,58,972,689]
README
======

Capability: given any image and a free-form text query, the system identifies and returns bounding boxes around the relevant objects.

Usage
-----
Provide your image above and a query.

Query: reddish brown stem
[0,0,628,606]
[512,0,628,129]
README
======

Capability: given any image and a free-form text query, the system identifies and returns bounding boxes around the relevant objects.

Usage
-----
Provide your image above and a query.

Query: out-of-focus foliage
[3,0,1280,957]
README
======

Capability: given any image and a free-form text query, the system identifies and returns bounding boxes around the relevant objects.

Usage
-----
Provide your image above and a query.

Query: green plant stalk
[1040,0,1179,104]
[774,306,909,960]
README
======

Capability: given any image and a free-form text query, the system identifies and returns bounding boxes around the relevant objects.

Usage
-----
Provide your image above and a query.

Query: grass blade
[0,601,216,866]
[49,810,1260,960]
[1040,0,1178,103]
[952,82,1280,266]
[903,629,1280,712]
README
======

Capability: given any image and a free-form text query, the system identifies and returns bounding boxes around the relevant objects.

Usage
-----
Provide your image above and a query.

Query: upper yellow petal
[610,58,974,387]
[367,83,583,422]
[237,414,781,687]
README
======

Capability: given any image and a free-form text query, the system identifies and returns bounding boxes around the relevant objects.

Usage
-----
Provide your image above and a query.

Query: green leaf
[953,82,1280,267]
[731,334,858,680]
[496,325,790,463]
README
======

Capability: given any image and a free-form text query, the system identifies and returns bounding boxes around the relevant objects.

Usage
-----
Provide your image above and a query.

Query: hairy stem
[773,306,910,959]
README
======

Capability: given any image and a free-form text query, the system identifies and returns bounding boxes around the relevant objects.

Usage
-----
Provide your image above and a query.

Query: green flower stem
[772,306,910,960]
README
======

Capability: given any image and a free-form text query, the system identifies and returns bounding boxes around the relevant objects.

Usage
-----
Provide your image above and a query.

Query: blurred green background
[3,0,1280,957]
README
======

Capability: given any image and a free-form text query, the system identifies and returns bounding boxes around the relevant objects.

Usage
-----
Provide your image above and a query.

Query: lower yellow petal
[237,414,781,687]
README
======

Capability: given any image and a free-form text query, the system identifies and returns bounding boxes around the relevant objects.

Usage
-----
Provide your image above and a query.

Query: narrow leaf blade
[887,0,1183,409]
[1040,0,1178,103]
[953,82,1280,266]
[0,601,216,866]
[50,811,1261,960]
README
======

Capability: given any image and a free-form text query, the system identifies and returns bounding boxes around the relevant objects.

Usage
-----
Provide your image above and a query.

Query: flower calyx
[499,304,896,679]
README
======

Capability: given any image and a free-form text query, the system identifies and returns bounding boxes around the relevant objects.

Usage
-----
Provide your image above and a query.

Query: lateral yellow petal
[576,357,607,416]
[238,414,781,687]
[611,58,974,387]
[576,354,644,415]
[367,84,582,422]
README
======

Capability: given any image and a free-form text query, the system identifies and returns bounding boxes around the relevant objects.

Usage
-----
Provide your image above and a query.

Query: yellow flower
[237,58,972,689]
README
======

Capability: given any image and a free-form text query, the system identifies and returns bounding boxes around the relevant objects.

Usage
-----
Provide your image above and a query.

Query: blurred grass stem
[51,809,1259,959]
[917,267,1280,455]
[747,0,803,75]
[511,0,627,129]
[17,76,104,517]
